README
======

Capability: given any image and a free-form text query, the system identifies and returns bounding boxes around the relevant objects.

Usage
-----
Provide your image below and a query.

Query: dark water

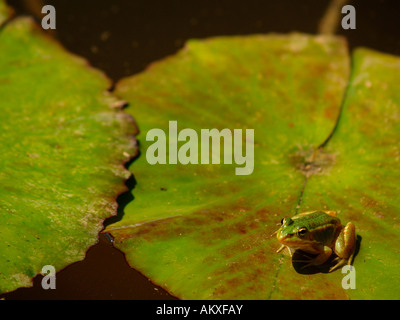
[1,0,399,300]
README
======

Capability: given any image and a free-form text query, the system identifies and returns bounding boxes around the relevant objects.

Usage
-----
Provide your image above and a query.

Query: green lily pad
[105,33,359,299]
[298,48,400,299]
[0,13,137,293]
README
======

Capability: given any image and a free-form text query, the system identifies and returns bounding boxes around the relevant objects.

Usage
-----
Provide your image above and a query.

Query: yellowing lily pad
[0,14,137,293]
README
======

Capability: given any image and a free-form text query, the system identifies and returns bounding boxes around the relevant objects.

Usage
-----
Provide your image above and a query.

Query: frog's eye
[297,227,308,237]
[281,218,294,226]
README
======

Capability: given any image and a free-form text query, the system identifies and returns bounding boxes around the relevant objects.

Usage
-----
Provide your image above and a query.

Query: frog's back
[293,211,341,245]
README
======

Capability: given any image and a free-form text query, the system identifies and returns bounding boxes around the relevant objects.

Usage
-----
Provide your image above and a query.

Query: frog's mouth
[277,232,315,248]
[280,239,315,248]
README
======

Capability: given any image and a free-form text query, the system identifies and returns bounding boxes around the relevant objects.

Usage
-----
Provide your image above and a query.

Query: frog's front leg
[277,244,296,257]
[331,222,356,272]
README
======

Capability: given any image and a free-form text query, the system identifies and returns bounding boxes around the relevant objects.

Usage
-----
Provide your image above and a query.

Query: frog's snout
[276,228,287,242]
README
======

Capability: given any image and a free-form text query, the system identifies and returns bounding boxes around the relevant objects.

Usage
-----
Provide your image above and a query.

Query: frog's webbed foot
[329,254,355,272]
[293,247,332,270]
[328,257,347,272]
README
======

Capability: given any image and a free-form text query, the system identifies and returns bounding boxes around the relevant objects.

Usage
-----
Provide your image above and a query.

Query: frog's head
[276,217,313,248]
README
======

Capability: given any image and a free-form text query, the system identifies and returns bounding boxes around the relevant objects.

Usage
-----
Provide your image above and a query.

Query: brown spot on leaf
[289,146,336,177]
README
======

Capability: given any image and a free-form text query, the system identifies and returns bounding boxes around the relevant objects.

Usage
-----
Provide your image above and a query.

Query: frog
[275,210,356,272]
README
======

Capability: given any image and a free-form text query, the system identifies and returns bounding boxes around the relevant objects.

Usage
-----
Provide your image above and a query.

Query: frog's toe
[299,262,317,270]
[292,259,311,264]
[292,257,323,270]
[329,258,347,272]
[290,258,311,269]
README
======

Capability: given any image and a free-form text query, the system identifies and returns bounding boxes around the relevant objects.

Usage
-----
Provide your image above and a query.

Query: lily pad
[298,48,400,299]
[105,33,358,299]
[0,13,137,293]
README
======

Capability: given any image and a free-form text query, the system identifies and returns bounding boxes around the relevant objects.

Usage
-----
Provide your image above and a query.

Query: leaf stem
[318,0,351,35]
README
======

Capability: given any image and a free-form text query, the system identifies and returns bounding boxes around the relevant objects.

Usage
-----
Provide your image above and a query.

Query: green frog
[276,210,356,272]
